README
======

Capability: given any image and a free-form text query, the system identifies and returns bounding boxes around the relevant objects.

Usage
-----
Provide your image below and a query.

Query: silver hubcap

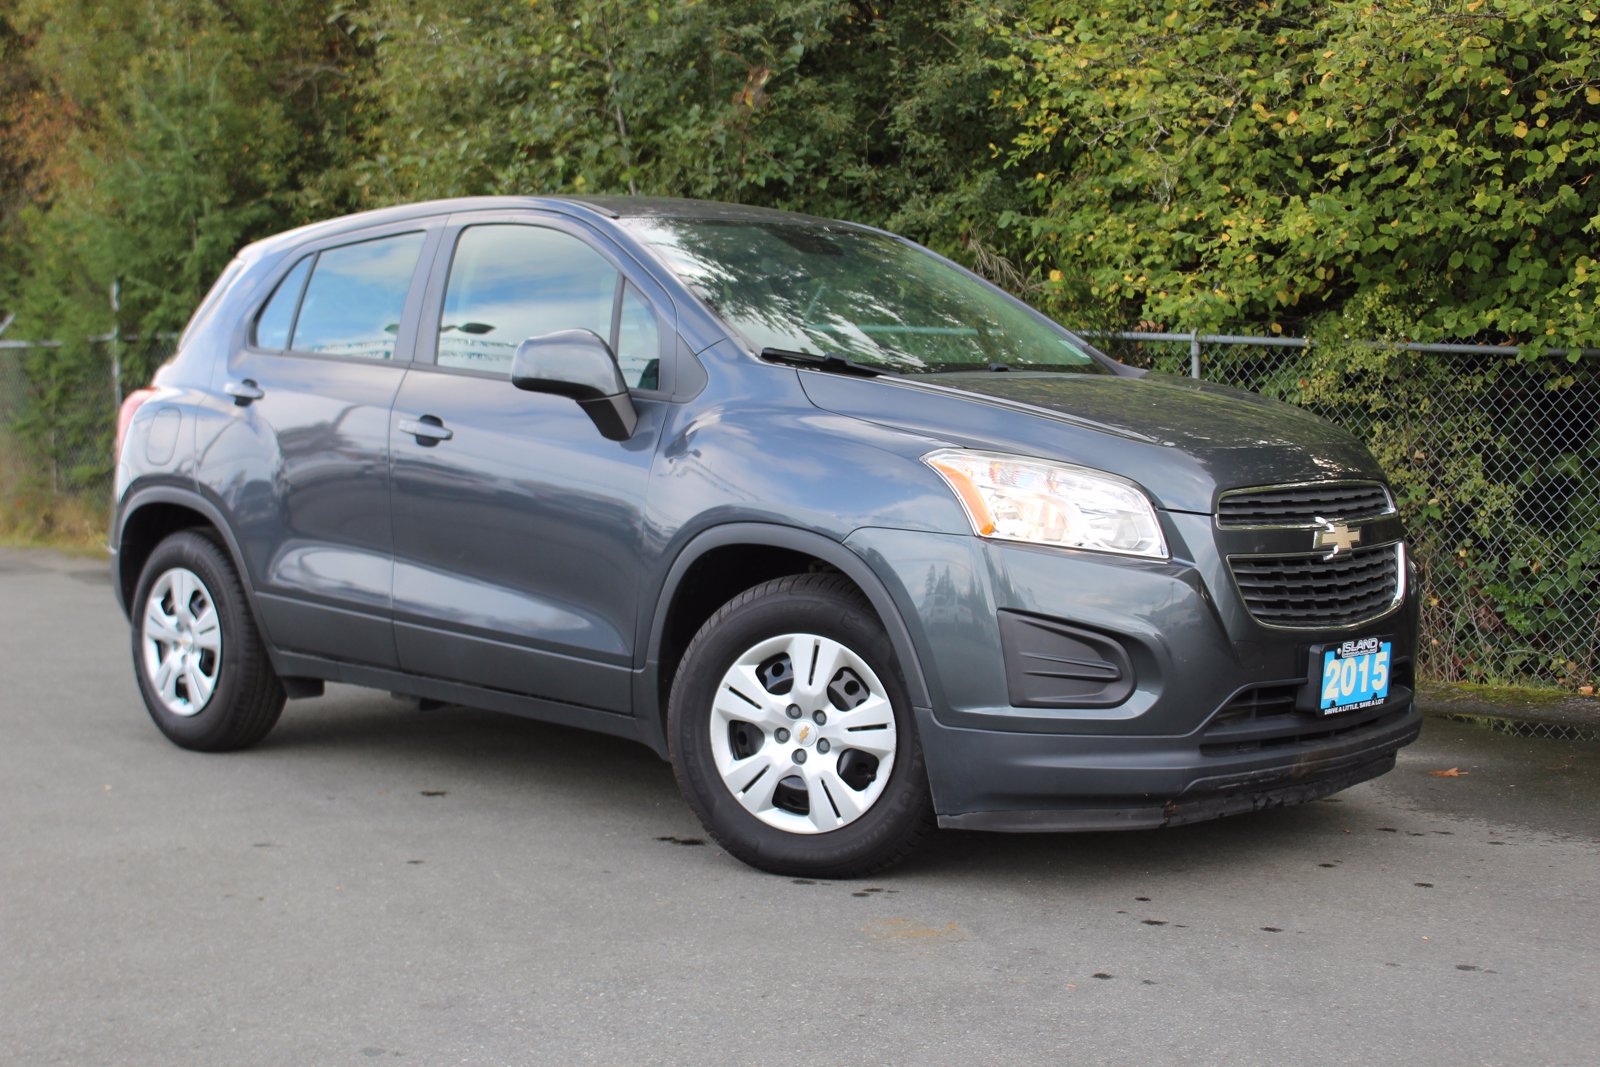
[710,632,897,835]
[141,567,222,717]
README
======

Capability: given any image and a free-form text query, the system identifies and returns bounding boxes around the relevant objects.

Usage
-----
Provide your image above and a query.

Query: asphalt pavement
[2,545,1596,1065]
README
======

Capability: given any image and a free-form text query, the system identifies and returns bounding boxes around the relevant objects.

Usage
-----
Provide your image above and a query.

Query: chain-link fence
[1,327,1597,691]
[1091,332,1600,692]
[1438,714,1600,743]
[0,335,178,540]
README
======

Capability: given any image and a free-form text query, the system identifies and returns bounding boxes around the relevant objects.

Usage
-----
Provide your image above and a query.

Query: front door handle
[224,379,264,405]
[399,416,454,444]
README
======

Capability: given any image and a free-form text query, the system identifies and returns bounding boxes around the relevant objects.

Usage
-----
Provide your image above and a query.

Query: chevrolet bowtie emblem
[1313,517,1361,558]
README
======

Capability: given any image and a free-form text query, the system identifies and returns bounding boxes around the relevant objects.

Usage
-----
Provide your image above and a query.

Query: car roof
[238,195,856,261]
[555,196,844,225]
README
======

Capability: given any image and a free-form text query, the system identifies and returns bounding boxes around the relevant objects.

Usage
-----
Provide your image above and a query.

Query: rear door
[209,221,441,668]
[389,212,674,712]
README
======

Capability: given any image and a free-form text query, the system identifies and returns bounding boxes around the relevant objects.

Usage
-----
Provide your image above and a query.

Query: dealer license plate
[1317,637,1392,714]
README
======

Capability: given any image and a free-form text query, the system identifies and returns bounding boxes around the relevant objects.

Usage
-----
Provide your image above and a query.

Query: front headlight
[923,448,1168,560]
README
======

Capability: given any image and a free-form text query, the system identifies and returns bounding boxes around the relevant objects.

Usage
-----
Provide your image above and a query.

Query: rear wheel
[668,574,933,877]
[131,530,285,751]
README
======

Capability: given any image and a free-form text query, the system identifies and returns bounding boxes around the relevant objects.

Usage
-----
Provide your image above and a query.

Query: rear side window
[436,224,661,388]
[262,232,425,360]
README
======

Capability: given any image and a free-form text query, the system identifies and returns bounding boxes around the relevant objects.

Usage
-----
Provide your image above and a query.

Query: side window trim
[416,212,676,397]
[391,226,446,365]
[608,275,626,354]
[615,280,662,393]
[249,253,313,351]
[283,253,315,350]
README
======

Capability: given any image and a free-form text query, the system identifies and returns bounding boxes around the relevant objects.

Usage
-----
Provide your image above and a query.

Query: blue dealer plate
[1318,638,1392,714]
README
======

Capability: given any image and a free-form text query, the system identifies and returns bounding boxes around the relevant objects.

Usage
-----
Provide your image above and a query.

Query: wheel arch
[114,486,253,622]
[637,523,932,757]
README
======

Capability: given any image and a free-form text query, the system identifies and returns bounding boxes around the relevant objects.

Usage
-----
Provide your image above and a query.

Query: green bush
[988,0,1600,348]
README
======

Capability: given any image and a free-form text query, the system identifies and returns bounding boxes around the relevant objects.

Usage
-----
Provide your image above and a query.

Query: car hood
[799,370,1384,514]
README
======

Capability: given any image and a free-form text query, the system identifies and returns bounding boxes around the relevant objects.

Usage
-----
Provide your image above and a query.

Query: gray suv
[112,196,1420,876]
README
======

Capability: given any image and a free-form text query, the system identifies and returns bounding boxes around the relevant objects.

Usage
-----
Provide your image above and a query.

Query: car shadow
[258,684,677,796]
[256,684,1370,881]
[903,799,1358,882]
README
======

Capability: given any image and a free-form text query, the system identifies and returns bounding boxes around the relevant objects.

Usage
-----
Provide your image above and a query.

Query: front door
[389,217,673,713]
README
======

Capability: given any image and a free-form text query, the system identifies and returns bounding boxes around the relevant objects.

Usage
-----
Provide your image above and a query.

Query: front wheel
[668,574,933,877]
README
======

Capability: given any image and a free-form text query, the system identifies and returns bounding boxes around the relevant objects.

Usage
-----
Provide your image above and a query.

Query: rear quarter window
[253,256,312,350]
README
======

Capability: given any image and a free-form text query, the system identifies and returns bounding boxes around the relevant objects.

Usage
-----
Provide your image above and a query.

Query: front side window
[289,232,426,360]
[436,224,662,389]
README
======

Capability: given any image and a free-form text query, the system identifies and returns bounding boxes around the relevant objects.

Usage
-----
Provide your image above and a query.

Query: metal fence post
[109,280,122,410]
[1189,330,1201,379]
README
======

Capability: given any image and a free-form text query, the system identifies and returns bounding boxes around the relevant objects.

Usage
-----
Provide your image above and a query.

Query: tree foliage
[4,0,1594,347]
[0,0,1596,685]
[2,0,365,365]
[989,0,1600,348]
[343,0,1023,267]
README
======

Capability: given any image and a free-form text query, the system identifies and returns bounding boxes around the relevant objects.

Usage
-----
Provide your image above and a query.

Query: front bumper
[845,523,1422,825]
[934,698,1420,831]
[941,755,1400,833]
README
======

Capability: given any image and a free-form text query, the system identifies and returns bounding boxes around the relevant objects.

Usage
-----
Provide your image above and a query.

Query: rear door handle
[224,379,264,405]
[399,416,453,444]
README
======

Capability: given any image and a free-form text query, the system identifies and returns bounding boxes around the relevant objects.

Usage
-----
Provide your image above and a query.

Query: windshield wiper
[916,361,1013,374]
[759,347,886,377]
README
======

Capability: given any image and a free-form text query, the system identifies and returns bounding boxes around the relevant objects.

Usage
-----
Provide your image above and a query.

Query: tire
[130,530,286,751]
[668,573,934,877]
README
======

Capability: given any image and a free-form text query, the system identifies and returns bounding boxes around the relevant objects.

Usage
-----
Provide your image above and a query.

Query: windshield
[621,218,1105,374]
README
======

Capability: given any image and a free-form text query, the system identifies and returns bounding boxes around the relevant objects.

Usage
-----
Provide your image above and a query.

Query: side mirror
[510,329,638,442]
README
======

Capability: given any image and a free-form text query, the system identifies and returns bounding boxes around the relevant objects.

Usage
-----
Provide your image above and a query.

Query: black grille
[1200,700,1411,756]
[1203,660,1413,741]
[1218,481,1392,527]
[1207,683,1300,727]
[1229,544,1402,628]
